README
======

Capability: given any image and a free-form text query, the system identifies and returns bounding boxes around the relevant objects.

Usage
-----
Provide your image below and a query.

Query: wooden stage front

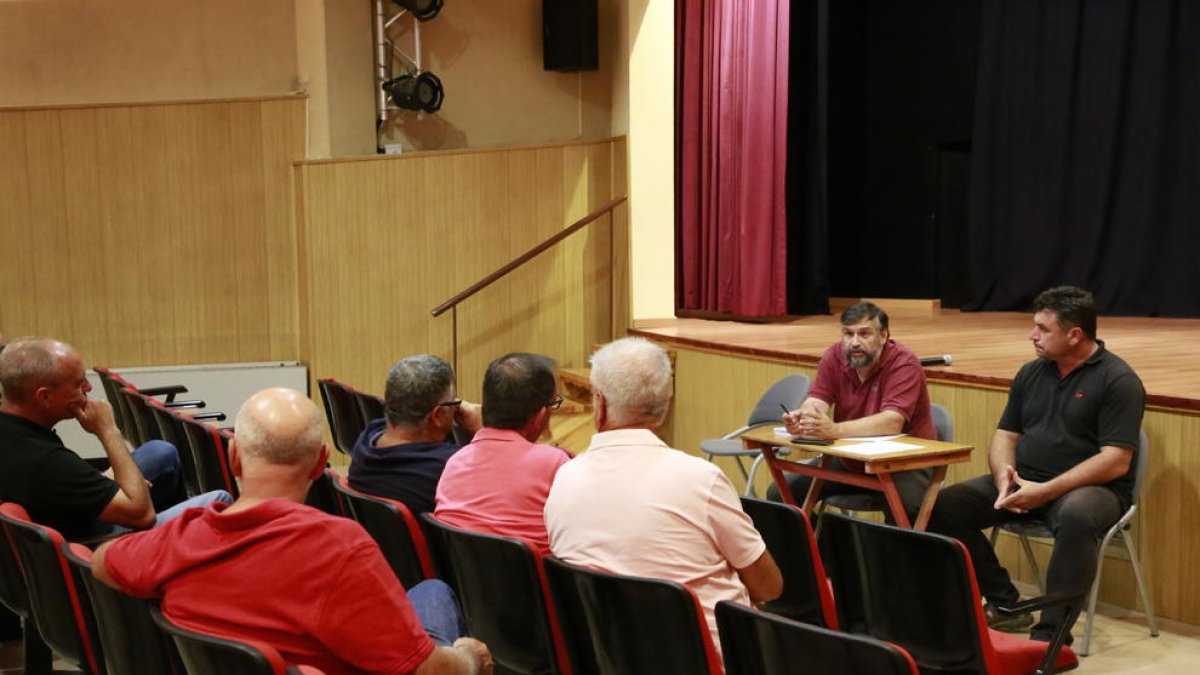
[627,309,1200,629]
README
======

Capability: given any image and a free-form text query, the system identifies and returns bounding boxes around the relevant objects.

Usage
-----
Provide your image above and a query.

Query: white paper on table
[773,426,790,436]
[840,434,904,442]
[838,440,924,456]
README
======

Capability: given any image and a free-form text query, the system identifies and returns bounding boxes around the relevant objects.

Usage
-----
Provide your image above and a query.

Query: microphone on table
[920,354,954,367]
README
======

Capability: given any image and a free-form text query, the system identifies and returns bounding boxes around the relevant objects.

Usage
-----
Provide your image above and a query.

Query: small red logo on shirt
[1074,390,1085,399]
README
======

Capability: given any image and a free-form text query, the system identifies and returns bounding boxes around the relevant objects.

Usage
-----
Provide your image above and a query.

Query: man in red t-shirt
[92,388,493,675]
[768,302,936,520]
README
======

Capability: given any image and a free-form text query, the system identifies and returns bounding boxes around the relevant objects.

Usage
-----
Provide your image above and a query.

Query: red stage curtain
[676,0,790,317]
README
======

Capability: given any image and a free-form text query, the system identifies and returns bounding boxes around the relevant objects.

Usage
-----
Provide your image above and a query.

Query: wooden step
[558,367,594,405]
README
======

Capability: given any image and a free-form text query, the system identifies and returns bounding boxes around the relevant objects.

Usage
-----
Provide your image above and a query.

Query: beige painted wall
[374,0,617,152]
[0,0,673,319]
[625,0,674,320]
[0,0,299,107]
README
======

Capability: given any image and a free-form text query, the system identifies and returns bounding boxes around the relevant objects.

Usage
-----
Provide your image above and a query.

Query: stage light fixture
[393,0,443,22]
[383,72,445,113]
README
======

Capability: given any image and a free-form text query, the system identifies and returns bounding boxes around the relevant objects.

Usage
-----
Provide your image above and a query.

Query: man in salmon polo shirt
[545,337,782,657]
[435,353,571,555]
[93,388,493,675]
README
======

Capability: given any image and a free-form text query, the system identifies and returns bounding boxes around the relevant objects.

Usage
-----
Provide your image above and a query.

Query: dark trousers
[765,458,932,523]
[927,474,1126,639]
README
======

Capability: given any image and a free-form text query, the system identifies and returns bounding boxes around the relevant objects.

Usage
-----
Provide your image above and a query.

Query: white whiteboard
[58,361,308,459]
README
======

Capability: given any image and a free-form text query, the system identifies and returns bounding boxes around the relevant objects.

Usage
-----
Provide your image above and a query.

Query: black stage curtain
[967,0,1200,315]
[785,0,832,316]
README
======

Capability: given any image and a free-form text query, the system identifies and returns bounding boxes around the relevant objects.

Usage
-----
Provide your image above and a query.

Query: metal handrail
[429,195,627,372]
[431,196,627,317]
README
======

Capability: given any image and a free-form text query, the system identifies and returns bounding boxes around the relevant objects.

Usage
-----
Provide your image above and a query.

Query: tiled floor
[1072,607,1197,673]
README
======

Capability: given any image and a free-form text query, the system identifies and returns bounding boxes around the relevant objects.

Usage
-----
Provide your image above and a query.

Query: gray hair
[589,337,673,426]
[233,388,325,465]
[384,354,455,427]
[0,337,68,402]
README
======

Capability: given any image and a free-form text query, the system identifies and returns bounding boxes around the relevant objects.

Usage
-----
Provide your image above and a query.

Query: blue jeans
[119,441,233,529]
[407,579,465,646]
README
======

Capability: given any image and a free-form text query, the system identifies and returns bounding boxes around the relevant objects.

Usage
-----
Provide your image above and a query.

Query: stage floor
[630,310,1200,412]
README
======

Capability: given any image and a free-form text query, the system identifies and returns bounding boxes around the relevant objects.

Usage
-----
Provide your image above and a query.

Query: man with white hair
[93,388,493,675]
[544,337,782,655]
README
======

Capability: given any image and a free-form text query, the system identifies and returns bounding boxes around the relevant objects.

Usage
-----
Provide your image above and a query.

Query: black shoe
[985,602,1035,632]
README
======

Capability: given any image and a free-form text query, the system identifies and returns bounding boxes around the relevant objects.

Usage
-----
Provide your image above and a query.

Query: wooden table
[740,427,973,530]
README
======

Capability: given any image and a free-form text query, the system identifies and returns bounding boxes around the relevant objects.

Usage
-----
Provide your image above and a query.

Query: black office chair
[150,405,227,499]
[62,543,181,675]
[331,476,433,589]
[150,605,321,675]
[542,556,722,675]
[819,512,1082,675]
[738,496,837,626]
[303,468,345,517]
[94,368,193,444]
[701,374,810,496]
[178,413,239,497]
[353,390,385,426]
[988,429,1157,655]
[0,503,105,674]
[716,600,919,675]
[316,379,367,455]
[0,503,66,674]
[421,514,567,674]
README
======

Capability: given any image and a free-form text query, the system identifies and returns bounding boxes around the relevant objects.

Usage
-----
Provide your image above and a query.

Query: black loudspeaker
[543,0,599,72]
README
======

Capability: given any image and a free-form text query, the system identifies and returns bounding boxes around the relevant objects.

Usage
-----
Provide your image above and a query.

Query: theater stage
[626,307,1200,628]
[630,308,1200,412]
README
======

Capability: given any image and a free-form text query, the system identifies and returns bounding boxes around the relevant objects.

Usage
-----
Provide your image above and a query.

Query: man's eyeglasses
[547,394,564,410]
[435,399,464,409]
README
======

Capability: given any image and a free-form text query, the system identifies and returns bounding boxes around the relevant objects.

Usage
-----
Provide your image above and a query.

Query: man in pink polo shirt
[768,301,936,521]
[545,338,782,657]
[435,353,571,554]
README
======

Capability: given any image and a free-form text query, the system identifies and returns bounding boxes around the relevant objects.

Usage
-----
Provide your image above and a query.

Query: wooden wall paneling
[455,151,511,400]
[0,115,35,337]
[295,139,628,422]
[257,98,304,360]
[1141,408,1200,623]
[60,108,117,360]
[0,97,305,369]
[609,137,630,337]
[574,141,615,364]
[22,111,74,343]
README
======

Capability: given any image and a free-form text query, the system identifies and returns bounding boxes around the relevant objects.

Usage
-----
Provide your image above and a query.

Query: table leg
[801,455,831,514]
[876,473,912,529]
[912,465,948,531]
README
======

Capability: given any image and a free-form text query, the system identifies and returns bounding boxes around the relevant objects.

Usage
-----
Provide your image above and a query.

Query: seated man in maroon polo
[435,353,571,555]
[767,301,936,520]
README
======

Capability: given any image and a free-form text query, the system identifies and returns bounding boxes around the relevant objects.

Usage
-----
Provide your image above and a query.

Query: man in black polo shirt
[929,286,1144,643]
[0,337,230,539]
